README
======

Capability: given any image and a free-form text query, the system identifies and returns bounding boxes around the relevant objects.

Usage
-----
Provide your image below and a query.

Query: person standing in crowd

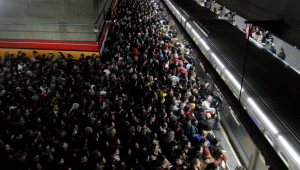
[268,42,276,54]
[257,30,264,43]
[206,0,212,10]
[217,8,223,19]
[277,47,286,60]
[31,50,38,59]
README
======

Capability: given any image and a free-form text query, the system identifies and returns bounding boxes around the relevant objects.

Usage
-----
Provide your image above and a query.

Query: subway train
[159,0,300,169]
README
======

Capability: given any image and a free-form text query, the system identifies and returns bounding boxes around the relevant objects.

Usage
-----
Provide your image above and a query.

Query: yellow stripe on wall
[0,48,99,60]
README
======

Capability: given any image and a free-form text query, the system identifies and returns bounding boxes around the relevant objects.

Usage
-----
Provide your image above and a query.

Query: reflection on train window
[258,150,266,165]
[264,132,273,146]
[279,151,289,168]
[229,106,240,126]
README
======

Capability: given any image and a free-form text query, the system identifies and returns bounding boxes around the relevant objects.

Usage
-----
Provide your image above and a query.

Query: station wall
[0,0,96,41]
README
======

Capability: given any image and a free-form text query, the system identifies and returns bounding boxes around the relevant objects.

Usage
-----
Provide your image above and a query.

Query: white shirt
[170,105,179,113]
[203,100,215,111]
[104,69,111,79]
[53,110,59,119]
[18,64,24,71]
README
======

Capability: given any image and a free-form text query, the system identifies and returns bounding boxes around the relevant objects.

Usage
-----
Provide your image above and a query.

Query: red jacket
[177,66,188,75]
[214,154,227,165]
[99,96,105,105]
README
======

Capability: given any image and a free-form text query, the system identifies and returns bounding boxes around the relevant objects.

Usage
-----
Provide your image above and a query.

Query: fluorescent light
[182,16,186,22]
[225,70,244,92]
[187,23,192,28]
[247,98,278,134]
[192,29,200,39]
[278,136,300,166]
[211,53,225,69]
[200,38,210,50]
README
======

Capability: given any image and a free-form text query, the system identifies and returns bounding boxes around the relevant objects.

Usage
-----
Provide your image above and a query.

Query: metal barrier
[94,0,115,40]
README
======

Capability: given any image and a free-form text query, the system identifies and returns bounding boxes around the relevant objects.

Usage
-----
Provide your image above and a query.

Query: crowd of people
[0,0,247,170]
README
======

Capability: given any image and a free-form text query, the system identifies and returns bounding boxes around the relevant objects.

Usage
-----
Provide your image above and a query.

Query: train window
[264,132,273,146]
[278,151,289,168]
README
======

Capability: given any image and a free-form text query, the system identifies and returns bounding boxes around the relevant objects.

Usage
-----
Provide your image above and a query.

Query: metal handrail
[94,0,111,26]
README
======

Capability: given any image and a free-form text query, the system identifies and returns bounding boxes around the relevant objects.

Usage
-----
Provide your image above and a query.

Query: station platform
[233,15,300,71]
[210,2,300,71]
[168,17,242,170]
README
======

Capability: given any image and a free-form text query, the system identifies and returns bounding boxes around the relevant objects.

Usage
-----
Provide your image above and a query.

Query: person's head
[79,155,88,164]
[185,114,192,122]
[200,130,208,137]
[85,126,93,134]
[205,162,219,170]
[205,83,211,90]
[109,128,116,136]
[211,137,221,147]
[170,141,178,150]
[53,105,59,111]
[184,105,190,112]
[47,154,54,162]
[61,142,68,150]
[269,42,273,46]
[211,148,223,159]
[5,144,11,151]
[33,154,40,163]
[206,113,211,120]
[280,47,284,53]
[175,155,183,165]
[15,131,23,140]
[183,140,191,149]
[18,117,25,125]
[200,138,208,148]
[190,158,201,168]
[202,148,211,159]
[151,144,159,153]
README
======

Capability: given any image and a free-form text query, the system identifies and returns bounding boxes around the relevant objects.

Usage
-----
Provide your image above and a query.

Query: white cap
[100,91,107,96]
[9,106,17,111]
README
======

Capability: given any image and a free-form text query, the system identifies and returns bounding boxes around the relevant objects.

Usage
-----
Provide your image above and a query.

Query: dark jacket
[278,52,286,60]
[182,121,195,139]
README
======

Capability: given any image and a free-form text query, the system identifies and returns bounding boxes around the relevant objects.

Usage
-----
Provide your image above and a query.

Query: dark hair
[205,162,219,170]
[183,140,190,148]
[150,144,158,152]
[185,114,192,121]
[211,137,221,146]
[176,154,183,160]
[200,138,207,146]
[184,105,190,111]
[211,148,223,159]
[188,95,195,102]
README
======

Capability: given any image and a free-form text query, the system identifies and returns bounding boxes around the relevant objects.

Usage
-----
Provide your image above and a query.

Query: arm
[222,154,227,162]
